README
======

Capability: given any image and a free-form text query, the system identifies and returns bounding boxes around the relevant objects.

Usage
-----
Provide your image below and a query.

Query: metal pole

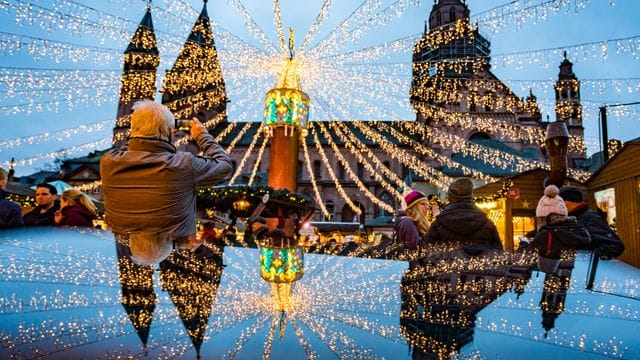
[599,106,609,162]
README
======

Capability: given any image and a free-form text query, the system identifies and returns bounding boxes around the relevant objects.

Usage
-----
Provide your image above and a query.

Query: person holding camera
[100,100,232,251]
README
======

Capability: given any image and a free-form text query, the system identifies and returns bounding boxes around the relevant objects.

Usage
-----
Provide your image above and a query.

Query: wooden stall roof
[586,141,640,189]
[474,168,584,197]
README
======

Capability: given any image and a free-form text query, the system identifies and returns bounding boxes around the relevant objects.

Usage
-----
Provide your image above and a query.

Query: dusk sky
[1,0,639,176]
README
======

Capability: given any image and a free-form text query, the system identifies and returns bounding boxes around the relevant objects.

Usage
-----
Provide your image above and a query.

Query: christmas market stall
[585,140,640,267]
[473,169,583,251]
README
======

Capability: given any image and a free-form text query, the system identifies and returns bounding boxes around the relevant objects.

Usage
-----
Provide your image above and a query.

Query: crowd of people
[0,100,626,270]
[1,168,99,229]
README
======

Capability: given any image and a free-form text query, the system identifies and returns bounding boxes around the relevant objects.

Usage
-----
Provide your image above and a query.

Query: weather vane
[288,27,295,59]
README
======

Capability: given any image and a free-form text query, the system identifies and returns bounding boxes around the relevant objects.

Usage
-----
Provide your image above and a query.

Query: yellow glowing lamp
[263,88,310,130]
[259,245,304,283]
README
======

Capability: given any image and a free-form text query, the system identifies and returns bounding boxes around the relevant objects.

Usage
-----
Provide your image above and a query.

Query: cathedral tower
[554,52,586,167]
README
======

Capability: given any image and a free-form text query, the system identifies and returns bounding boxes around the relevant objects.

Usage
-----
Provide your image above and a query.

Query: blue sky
[1,0,639,176]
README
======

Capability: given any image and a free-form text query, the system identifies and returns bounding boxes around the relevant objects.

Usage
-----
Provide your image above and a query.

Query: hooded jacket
[100,132,232,239]
[426,201,502,248]
[55,204,95,227]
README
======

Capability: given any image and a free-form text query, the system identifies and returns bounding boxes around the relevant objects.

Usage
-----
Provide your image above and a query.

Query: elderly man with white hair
[100,100,232,257]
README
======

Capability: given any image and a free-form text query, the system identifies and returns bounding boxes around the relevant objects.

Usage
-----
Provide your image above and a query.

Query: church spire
[161,0,227,127]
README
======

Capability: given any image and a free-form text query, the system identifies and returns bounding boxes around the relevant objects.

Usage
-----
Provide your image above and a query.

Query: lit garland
[273,0,286,55]
[372,121,498,183]
[0,31,121,64]
[472,179,514,203]
[298,0,332,53]
[315,121,394,214]
[473,0,600,35]
[228,123,263,186]
[409,102,546,145]
[332,121,408,191]
[247,128,268,186]
[227,0,278,55]
[1,137,111,169]
[309,123,361,215]
[329,121,404,203]
[301,134,330,219]
[225,121,255,155]
[305,0,385,58]
[0,119,112,152]
[349,120,451,189]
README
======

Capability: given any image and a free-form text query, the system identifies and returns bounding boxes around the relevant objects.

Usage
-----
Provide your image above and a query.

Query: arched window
[297,160,303,180]
[338,165,345,181]
[378,192,394,217]
[449,8,456,22]
[436,11,442,26]
[313,160,322,179]
[357,163,365,179]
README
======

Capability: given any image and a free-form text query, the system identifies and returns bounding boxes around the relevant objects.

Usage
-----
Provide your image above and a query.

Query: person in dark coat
[23,183,60,226]
[559,186,625,258]
[426,178,502,248]
[54,189,97,227]
[0,167,24,229]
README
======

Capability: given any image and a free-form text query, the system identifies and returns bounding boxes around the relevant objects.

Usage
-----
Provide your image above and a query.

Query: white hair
[129,232,173,266]
[130,100,174,140]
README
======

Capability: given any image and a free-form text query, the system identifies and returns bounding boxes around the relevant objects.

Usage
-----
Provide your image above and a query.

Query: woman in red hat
[393,189,431,250]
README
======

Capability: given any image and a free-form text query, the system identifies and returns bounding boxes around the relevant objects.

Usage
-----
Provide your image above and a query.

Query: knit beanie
[536,185,568,217]
[404,190,427,210]
[447,178,474,202]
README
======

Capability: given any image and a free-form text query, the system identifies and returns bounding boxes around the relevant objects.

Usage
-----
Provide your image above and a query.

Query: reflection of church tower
[554,52,586,167]
[159,245,223,359]
[113,4,159,148]
[539,257,574,336]
[115,241,156,347]
[161,0,227,126]
[400,246,531,359]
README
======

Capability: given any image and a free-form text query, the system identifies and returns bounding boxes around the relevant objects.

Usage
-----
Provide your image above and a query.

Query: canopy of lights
[1,0,639,210]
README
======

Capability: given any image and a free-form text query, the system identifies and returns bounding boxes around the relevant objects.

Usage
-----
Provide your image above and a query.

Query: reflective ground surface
[1,227,639,359]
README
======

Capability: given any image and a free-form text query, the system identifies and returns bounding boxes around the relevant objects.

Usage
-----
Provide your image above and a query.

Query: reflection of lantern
[259,246,304,283]
[233,198,251,211]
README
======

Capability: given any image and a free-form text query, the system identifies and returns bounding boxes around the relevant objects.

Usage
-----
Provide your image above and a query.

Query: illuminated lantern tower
[263,29,310,193]
[113,4,159,148]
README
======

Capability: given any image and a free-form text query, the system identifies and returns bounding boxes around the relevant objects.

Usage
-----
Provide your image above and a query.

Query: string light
[309,123,361,215]
[301,135,330,219]
[315,121,394,214]
[228,123,263,186]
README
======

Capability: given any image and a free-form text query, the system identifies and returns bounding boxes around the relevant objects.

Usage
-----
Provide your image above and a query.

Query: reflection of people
[394,190,430,250]
[559,187,625,258]
[23,183,60,226]
[535,185,567,228]
[426,178,501,248]
[247,216,268,247]
[54,189,97,227]
[100,100,232,241]
[0,167,24,228]
[400,242,531,358]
